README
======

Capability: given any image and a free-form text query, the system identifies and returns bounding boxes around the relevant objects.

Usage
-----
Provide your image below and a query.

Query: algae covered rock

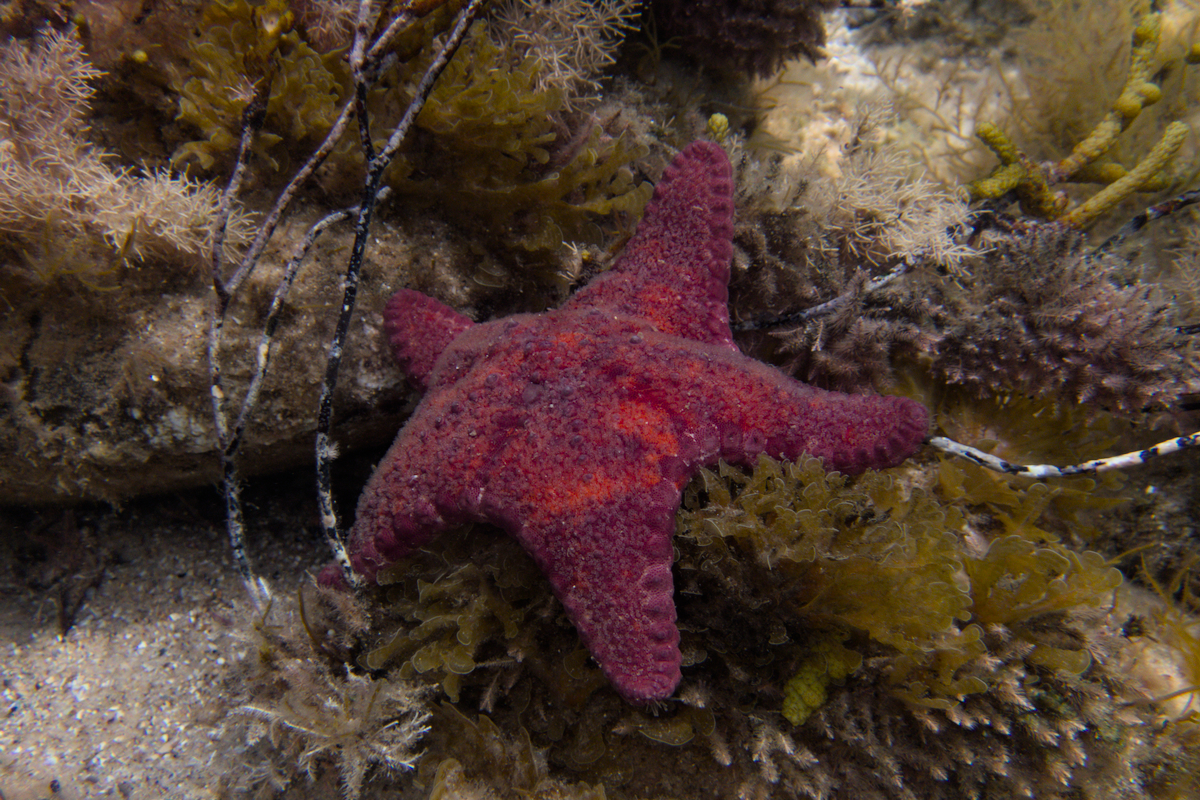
[0,212,464,504]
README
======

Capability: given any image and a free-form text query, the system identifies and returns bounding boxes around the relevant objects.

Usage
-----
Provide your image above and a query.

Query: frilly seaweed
[343,451,1169,799]
[171,0,350,171]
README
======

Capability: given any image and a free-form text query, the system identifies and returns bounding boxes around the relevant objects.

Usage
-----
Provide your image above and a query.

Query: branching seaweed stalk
[314,0,488,589]
[205,0,486,607]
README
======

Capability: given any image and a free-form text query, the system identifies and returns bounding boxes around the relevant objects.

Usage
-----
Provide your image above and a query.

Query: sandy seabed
[0,471,333,800]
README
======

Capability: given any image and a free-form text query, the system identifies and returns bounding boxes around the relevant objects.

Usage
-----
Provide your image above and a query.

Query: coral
[170,0,351,170]
[649,0,840,78]
[0,27,254,284]
[329,142,927,705]
[968,7,1196,228]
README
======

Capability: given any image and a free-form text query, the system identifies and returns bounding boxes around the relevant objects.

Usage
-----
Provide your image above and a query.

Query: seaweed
[349,452,1171,798]
[781,634,860,725]
[365,528,553,704]
[171,0,351,171]
[0,26,255,289]
[223,585,433,798]
[968,6,1197,228]
[421,705,609,800]
[675,454,1125,708]
[170,1,650,263]
[384,19,652,259]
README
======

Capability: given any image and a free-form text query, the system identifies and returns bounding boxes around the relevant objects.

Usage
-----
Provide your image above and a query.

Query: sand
[0,471,333,799]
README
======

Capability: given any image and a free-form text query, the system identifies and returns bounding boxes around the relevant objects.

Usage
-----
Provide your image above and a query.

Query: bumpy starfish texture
[335,141,929,705]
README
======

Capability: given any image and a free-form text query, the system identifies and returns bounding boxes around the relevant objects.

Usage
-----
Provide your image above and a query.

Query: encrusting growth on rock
[649,0,839,78]
[324,141,928,705]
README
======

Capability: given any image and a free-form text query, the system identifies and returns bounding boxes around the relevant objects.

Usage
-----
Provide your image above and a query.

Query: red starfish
[331,141,928,705]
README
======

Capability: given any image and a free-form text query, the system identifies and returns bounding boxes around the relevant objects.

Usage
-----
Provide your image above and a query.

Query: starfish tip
[383,288,474,389]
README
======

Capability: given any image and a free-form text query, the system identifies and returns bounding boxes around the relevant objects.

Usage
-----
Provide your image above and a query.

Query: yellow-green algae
[356,445,1173,798]
[967,6,1196,228]
[781,634,860,725]
[169,0,651,259]
[677,454,1122,709]
[171,0,350,170]
[385,19,652,256]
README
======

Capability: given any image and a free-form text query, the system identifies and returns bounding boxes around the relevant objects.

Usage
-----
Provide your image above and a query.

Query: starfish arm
[384,289,475,389]
[621,333,930,475]
[342,396,492,584]
[343,459,463,585]
[732,377,929,474]
[700,357,928,473]
[564,141,737,349]
[511,490,682,706]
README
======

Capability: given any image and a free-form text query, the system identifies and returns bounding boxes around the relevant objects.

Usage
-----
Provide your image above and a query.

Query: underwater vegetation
[4,0,1200,797]
[169,0,652,266]
[171,0,351,171]
[730,111,1200,414]
[259,449,1182,799]
[649,0,839,78]
[384,18,652,258]
[967,7,1195,228]
[220,585,433,799]
[213,0,1200,773]
[490,0,643,104]
[0,0,658,502]
[0,26,255,287]
[929,221,1196,414]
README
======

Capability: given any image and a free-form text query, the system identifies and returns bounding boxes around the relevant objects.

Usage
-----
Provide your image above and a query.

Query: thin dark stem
[220,4,424,301]
[314,0,488,583]
[732,260,911,332]
[223,100,356,299]
[211,91,268,303]
[351,0,382,161]
[204,0,485,601]
[230,205,361,452]
[1089,188,1200,260]
[375,0,483,169]
[207,87,271,606]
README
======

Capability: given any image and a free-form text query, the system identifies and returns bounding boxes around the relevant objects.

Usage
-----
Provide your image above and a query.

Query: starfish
[332,141,929,705]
